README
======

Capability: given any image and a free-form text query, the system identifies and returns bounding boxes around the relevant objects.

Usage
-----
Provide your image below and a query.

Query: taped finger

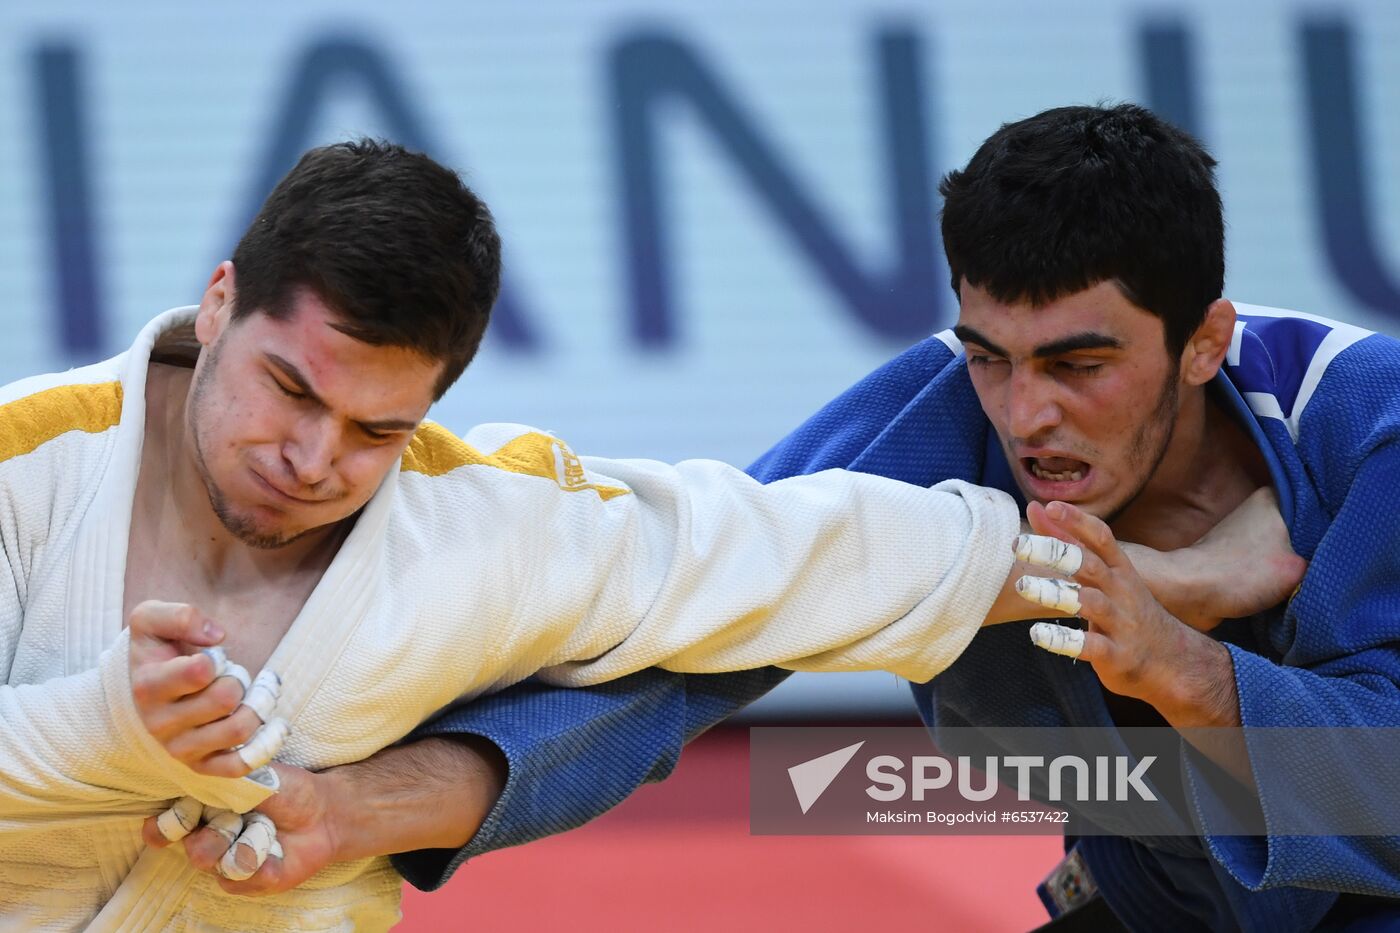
[200,646,229,677]
[1029,622,1086,659]
[1013,534,1083,575]
[241,670,281,723]
[236,718,290,771]
[219,812,277,881]
[1015,576,1082,615]
[204,809,244,846]
[245,765,281,791]
[200,648,251,694]
[221,662,251,695]
[155,796,204,842]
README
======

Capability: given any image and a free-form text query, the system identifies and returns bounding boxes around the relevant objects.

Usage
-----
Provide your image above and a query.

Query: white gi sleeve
[457,427,1020,686]
[0,630,273,826]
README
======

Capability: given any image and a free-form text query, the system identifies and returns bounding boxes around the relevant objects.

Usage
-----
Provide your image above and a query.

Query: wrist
[1142,626,1239,727]
[313,736,508,862]
[318,765,360,864]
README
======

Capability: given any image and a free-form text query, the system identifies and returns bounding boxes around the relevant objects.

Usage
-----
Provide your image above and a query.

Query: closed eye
[272,377,306,399]
[1056,360,1103,375]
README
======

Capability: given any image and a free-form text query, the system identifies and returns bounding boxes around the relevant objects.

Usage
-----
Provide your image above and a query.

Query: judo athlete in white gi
[0,139,1122,930]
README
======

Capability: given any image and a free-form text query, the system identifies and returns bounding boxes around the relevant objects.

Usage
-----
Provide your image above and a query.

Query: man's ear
[1180,299,1236,387]
[195,261,237,347]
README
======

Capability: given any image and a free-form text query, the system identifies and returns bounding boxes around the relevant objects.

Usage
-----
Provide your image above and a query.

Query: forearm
[324,736,506,862]
[1120,541,1211,630]
[985,560,1072,624]
[1119,485,1307,631]
[390,668,784,890]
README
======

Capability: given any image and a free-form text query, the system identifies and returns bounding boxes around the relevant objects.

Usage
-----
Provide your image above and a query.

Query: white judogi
[0,308,1019,930]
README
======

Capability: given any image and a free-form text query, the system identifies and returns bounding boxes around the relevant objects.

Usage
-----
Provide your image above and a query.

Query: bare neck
[139,362,346,590]
[1109,385,1270,551]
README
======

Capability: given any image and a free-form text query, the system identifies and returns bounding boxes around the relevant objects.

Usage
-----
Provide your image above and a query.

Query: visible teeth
[1029,462,1085,483]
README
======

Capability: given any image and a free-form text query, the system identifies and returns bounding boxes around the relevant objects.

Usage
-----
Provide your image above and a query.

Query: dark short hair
[939,103,1223,357]
[230,139,500,399]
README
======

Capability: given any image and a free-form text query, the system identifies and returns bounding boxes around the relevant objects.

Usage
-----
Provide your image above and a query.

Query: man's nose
[1006,368,1062,440]
[283,416,337,488]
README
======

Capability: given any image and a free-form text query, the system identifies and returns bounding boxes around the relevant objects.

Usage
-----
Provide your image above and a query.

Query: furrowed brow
[267,353,419,433]
[266,354,325,406]
[952,325,1008,358]
[1032,333,1123,358]
[358,416,421,433]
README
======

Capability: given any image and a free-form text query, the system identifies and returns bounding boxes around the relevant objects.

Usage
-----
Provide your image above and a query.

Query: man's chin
[232,525,307,550]
[241,529,307,550]
[215,507,309,550]
[1016,484,1118,522]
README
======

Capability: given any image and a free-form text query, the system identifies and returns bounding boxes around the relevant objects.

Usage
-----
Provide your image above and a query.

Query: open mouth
[1022,456,1091,487]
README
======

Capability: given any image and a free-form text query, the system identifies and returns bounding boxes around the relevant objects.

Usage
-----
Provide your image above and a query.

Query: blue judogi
[399,305,1400,931]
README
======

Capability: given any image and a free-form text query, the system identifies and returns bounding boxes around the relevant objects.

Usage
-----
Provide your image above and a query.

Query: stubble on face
[186,337,313,551]
[1096,370,1180,526]
[1001,363,1179,524]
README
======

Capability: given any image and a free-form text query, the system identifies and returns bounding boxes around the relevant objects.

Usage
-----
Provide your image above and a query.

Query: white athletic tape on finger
[200,646,229,676]
[204,809,244,845]
[219,813,276,881]
[241,670,281,723]
[199,646,250,693]
[236,718,290,771]
[1013,534,1083,575]
[1015,576,1082,615]
[245,766,280,791]
[155,796,204,842]
[221,662,251,695]
[246,812,276,836]
[1029,622,1087,659]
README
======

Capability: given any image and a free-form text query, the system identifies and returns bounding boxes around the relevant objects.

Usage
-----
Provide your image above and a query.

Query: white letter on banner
[866,755,906,801]
[1049,755,1090,802]
[911,756,951,800]
[958,756,999,802]
[1118,756,1158,802]
[1003,756,1044,801]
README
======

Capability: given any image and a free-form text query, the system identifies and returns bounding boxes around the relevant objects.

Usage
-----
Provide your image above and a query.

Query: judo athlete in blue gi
[393,104,1400,931]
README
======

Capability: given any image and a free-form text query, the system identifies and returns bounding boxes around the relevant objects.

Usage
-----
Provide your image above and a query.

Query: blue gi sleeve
[391,667,788,890]
[1186,443,1400,896]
